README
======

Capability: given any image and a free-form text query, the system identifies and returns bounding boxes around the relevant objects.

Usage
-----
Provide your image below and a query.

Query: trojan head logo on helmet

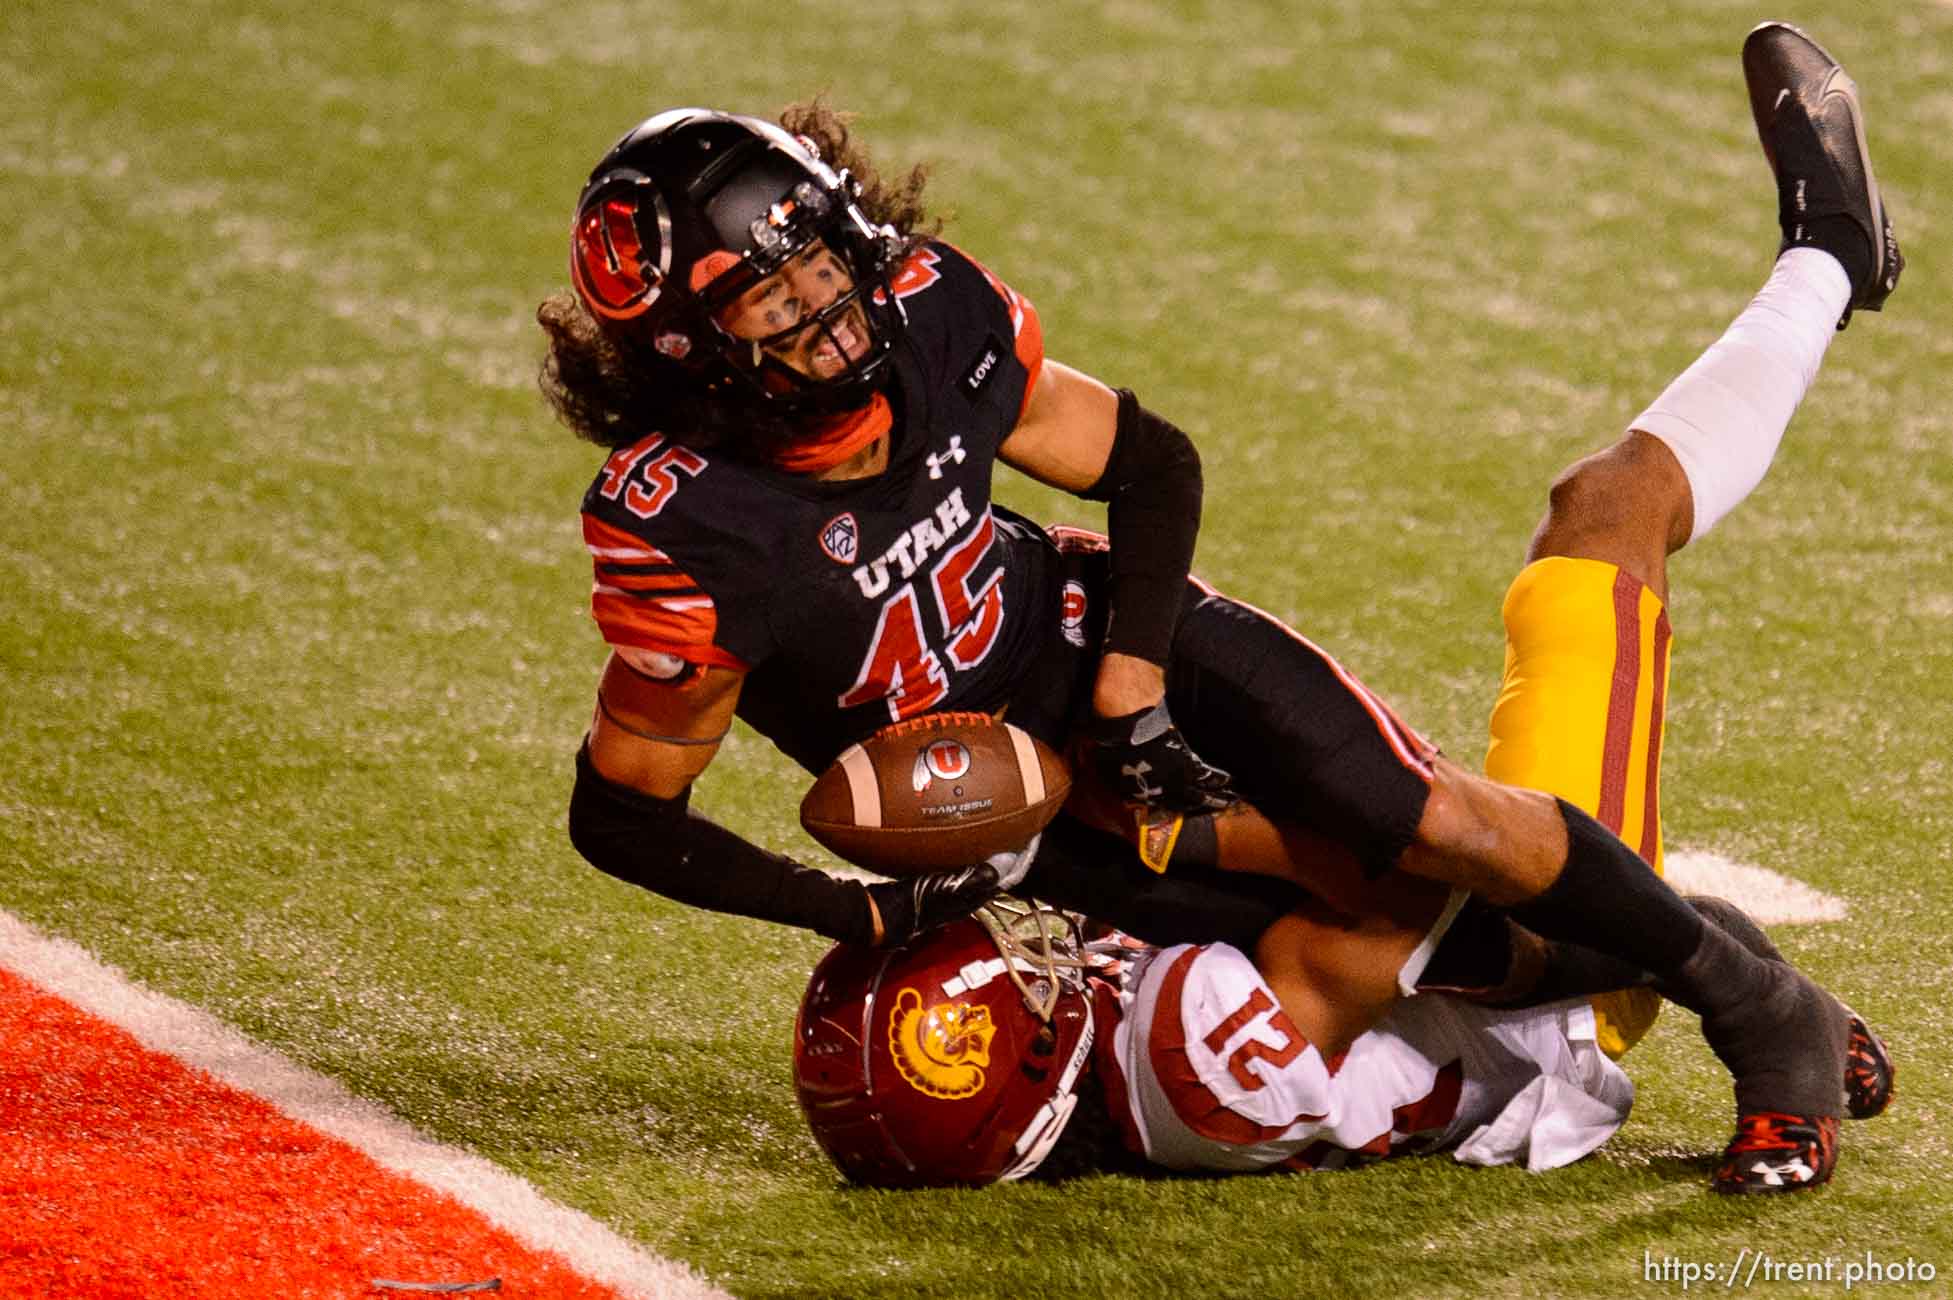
[887,987,995,1099]
[793,903,1099,1188]
[569,107,908,419]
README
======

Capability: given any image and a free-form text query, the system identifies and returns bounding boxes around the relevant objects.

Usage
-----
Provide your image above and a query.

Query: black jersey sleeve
[581,435,783,670]
[888,241,1046,433]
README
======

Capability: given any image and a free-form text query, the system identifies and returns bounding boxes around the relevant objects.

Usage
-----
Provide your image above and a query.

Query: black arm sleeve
[1079,390,1203,667]
[568,744,877,946]
[1026,816,1303,953]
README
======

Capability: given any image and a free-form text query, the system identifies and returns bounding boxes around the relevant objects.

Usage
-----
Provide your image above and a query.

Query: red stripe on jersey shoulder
[1010,297,1044,420]
[583,514,671,563]
[1147,947,1323,1146]
[581,513,747,671]
[598,574,705,599]
[940,242,1045,419]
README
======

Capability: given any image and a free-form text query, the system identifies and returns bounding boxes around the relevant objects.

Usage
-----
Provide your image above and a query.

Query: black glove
[1081,700,1236,815]
[867,862,1002,948]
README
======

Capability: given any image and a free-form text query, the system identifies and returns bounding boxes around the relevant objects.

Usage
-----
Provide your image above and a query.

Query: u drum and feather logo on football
[911,739,974,794]
[922,739,971,783]
[888,987,994,1100]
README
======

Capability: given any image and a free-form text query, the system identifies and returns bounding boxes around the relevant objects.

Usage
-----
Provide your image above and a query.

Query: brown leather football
[800,712,1071,875]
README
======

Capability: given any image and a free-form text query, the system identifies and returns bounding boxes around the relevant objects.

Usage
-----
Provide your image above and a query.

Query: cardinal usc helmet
[569,107,907,417]
[794,903,1097,1188]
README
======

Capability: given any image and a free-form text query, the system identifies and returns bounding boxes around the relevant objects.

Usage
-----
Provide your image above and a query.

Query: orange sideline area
[0,965,624,1297]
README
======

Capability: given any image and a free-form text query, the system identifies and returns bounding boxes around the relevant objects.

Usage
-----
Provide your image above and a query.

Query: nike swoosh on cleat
[1774,87,1792,111]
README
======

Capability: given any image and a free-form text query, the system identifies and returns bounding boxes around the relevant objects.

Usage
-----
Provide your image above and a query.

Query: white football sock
[1631,248,1851,541]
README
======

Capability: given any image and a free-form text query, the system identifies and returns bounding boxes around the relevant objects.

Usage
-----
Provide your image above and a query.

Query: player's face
[716,239,871,381]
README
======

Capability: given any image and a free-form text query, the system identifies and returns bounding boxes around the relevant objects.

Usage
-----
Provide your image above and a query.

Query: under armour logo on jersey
[926,436,967,481]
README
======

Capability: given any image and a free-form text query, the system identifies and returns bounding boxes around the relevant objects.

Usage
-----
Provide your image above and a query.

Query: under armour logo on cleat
[1748,1157,1816,1187]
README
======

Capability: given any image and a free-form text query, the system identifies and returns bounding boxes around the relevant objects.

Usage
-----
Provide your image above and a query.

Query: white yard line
[0,908,731,1300]
[1664,848,1849,925]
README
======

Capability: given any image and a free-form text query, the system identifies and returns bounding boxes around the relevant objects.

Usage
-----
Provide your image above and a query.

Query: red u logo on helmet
[571,180,670,320]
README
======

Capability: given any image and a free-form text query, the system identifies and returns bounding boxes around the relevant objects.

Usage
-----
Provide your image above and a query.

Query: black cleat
[1843,1007,1896,1120]
[1714,1111,1839,1194]
[1685,895,1895,1122]
[1743,22,1903,326]
[1686,923,1849,1194]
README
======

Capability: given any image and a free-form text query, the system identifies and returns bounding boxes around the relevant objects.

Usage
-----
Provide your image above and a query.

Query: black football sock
[1672,919,1846,1115]
[1503,896,1784,1009]
[1416,899,1655,1007]
[1414,896,1519,994]
[1506,799,1707,979]
[1505,801,1774,1023]
[1490,937,1656,1009]
[1507,800,1842,1115]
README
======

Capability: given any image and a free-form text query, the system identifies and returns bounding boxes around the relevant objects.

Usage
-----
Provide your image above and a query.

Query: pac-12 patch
[820,512,860,564]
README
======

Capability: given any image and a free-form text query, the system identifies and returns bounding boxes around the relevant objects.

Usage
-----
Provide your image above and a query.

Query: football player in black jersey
[540,32,1900,1193]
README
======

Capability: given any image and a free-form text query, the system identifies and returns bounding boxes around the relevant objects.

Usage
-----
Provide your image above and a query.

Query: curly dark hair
[537,99,940,455]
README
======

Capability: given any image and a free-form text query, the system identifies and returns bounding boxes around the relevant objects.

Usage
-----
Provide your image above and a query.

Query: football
[800,711,1071,875]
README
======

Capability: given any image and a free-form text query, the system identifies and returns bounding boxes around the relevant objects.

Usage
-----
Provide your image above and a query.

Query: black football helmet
[569,108,908,418]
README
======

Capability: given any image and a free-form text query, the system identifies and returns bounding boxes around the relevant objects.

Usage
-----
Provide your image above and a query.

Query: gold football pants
[1485,557,1673,1059]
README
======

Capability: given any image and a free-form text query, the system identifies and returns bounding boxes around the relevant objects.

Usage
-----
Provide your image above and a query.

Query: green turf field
[5,0,1951,1294]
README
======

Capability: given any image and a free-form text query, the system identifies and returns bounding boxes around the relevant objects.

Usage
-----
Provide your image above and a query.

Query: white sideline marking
[0,909,731,1300]
[1663,849,1848,925]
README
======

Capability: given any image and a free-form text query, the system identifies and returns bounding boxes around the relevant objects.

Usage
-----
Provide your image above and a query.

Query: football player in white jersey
[795,898,1636,1185]
[796,888,1886,1187]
